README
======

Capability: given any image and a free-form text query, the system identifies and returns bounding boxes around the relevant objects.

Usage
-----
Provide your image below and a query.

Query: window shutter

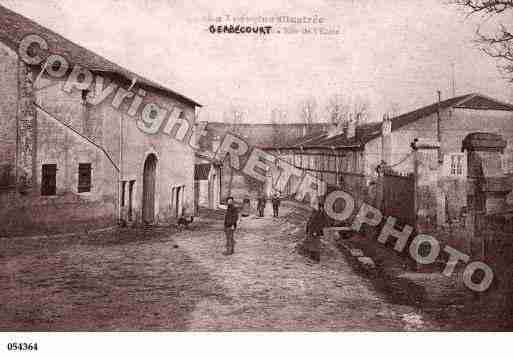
[78,163,92,193]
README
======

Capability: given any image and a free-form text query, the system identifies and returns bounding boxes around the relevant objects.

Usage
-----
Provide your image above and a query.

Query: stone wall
[16,61,37,191]
[366,107,513,232]
[0,53,197,235]
[0,41,18,189]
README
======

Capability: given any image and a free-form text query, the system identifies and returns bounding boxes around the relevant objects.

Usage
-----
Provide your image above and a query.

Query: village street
[0,203,443,331]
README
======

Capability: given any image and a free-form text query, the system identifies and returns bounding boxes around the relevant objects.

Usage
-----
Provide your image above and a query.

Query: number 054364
[7,342,38,351]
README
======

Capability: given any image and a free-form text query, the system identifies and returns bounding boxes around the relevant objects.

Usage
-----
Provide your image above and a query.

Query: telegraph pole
[451,63,456,97]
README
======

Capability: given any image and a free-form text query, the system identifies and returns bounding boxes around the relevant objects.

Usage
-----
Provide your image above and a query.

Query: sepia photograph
[1,0,513,356]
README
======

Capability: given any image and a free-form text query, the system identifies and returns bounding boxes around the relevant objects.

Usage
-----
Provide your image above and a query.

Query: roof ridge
[0,3,201,107]
[453,93,479,107]
[388,93,474,122]
[453,92,513,110]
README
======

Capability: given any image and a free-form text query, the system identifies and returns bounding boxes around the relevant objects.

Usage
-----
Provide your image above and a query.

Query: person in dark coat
[223,197,238,255]
[241,197,251,217]
[271,191,281,217]
[304,203,327,262]
[257,194,266,217]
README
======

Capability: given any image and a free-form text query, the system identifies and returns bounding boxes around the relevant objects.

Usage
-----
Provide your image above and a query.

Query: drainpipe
[118,78,136,224]
[118,113,123,224]
[437,90,442,163]
[15,62,20,191]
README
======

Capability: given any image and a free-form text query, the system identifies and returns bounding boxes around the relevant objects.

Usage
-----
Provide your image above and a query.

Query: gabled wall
[0,41,18,188]
[364,106,513,230]
[0,46,196,235]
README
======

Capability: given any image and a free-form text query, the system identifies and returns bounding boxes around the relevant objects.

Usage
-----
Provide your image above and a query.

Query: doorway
[171,185,185,217]
[128,180,135,221]
[142,154,157,223]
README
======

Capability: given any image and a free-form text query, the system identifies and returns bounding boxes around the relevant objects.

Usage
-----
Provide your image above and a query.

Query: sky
[1,0,512,123]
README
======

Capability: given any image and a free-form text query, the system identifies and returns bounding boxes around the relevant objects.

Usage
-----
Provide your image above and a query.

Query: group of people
[223,192,328,262]
[257,192,281,218]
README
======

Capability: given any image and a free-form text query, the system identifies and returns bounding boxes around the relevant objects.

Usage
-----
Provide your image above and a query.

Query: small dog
[177,215,194,231]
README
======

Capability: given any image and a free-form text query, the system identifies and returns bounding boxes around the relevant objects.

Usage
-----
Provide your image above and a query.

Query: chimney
[347,113,359,139]
[381,114,392,165]
[382,114,391,136]
[212,135,221,153]
[328,121,341,137]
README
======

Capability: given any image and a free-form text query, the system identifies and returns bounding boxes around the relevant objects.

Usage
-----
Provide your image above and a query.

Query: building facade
[194,153,222,211]
[362,93,513,228]
[263,128,365,200]
[0,5,200,236]
[197,121,331,202]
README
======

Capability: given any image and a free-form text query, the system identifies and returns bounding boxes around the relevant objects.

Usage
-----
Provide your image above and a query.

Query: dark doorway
[382,171,416,227]
[41,164,57,196]
[208,174,215,209]
[175,186,181,217]
[142,154,157,223]
[128,180,135,221]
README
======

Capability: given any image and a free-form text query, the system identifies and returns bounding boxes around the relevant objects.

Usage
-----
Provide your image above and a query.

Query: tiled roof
[265,130,363,150]
[278,131,329,148]
[0,4,201,107]
[262,93,513,150]
[361,93,513,143]
[201,122,332,150]
[453,94,513,111]
[315,133,362,147]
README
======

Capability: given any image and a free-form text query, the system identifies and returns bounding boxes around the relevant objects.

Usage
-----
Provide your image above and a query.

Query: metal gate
[382,171,415,227]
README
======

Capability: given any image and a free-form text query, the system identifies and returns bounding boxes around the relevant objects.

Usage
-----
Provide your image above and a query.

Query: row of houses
[270,95,513,232]
[193,122,331,208]
[259,94,513,259]
[199,94,513,221]
[195,93,513,257]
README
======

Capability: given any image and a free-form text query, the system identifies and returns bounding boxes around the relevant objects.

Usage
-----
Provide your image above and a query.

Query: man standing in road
[304,202,328,263]
[257,193,266,217]
[223,197,238,255]
[271,191,281,217]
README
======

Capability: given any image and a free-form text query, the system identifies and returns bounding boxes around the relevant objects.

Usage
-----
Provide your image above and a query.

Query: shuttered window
[78,163,92,193]
[450,155,464,176]
[41,164,57,196]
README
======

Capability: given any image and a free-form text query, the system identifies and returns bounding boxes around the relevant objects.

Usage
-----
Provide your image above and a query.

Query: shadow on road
[0,227,230,330]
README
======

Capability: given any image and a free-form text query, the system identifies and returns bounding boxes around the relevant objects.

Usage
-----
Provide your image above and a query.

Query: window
[78,163,92,193]
[81,89,90,104]
[450,155,464,176]
[502,153,513,174]
[41,164,57,196]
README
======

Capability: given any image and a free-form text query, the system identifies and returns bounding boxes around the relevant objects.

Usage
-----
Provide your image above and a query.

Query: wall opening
[41,164,57,196]
[78,163,92,193]
[142,154,157,223]
[128,180,135,221]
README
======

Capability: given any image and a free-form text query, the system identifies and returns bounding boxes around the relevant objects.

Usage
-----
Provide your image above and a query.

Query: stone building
[197,121,331,202]
[0,5,201,235]
[261,122,365,200]
[361,93,513,229]
[258,93,513,233]
[194,152,221,211]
